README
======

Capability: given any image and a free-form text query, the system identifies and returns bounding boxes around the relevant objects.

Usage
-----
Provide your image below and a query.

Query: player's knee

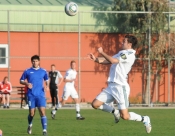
[40,113,46,117]
[30,112,35,117]
[91,103,98,109]
[91,101,100,109]
[29,110,35,116]
[39,111,46,117]
[120,113,130,120]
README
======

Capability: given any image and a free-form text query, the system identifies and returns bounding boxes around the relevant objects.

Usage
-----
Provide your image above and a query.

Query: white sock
[56,103,62,109]
[76,104,80,117]
[113,109,119,116]
[98,103,114,113]
[129,112,143,121]
[53,103,62,114]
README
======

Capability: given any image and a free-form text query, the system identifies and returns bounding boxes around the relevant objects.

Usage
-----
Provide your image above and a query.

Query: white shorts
[96,82,130,110]
[62,86,79,100]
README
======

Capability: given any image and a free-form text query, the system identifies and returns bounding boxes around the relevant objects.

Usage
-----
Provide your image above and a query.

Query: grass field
[0,109,174,136]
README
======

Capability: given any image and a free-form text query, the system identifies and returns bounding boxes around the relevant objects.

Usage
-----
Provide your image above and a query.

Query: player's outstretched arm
[87,53,111,64]
[98,47,119,64]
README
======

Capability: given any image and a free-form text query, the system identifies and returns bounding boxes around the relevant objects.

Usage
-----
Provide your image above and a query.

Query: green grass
[0,109,174,136]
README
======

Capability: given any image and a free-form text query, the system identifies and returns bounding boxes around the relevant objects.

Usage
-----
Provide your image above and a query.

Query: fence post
[78,11,81,102]
[7,10,10,81]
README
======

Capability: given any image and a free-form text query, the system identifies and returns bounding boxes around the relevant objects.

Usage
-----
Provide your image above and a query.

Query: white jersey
[107,49,136,85]
[64,68,77,87]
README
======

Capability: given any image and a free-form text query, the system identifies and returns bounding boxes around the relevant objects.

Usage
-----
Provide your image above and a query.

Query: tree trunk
[143,73,149,104]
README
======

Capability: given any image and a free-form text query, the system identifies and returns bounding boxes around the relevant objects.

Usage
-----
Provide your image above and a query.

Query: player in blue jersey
[20,55,49,136]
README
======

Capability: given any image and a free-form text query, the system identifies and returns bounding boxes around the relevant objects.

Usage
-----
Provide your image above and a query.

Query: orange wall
[0,32,174,103]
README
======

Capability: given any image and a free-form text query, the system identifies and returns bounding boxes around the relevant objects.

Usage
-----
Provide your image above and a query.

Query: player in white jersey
[51,60,85,120]
[88,35,151,133]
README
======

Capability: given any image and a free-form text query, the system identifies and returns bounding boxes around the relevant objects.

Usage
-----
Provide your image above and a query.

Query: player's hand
[98,47,104,54]
[87,53,96,61]
[27,83,33,89]
[98,47,103,53]
[45,86,49,91]
[1,89,4,92]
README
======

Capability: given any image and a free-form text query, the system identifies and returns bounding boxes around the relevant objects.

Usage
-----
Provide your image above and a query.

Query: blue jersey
[20,67,48,97]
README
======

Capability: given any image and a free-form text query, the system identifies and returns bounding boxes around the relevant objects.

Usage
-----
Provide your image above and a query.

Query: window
[0,44,8,68]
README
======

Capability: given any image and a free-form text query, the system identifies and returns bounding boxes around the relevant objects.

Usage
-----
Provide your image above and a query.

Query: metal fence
[0,10,175,106]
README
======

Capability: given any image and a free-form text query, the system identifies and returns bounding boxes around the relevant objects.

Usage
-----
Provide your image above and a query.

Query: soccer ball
[65,2,78,16]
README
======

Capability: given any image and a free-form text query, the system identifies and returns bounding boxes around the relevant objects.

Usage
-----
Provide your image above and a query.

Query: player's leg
[37,96,48,135]
[27,108,36,134]
[119,108,151,133]
[38,107,47,135]
[52,88,58,108]
[70,88,85,120]
[117,84,151,133]
[6,94,10,108]
[51,90,69,119]
[57,89,70,108]
[72,98,85,120]
[54,88,59,107]
[59,98,66,106]
[27,95,36,134]
[0,94,2,107]
[91,87,120,123]
[49,88,55,109]
[2,94,6,108]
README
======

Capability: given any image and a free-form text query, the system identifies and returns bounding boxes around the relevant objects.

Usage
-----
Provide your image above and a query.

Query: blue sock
[28,115,33,125]
[41,116,47,131]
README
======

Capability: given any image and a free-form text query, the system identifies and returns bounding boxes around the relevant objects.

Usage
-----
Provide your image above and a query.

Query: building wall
[0,7,114,32]
[0,32,174,103]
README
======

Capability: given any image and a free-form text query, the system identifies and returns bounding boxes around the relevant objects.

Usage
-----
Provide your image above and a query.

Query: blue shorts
[28,95,46,109]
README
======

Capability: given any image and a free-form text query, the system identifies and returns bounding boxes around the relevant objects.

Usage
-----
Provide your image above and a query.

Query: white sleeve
[64,70,70,79]
[117,52,130,63]
[57,71,63,78]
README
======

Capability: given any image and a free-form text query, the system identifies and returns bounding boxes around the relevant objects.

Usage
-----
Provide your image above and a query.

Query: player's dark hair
[31,55,40,61]
[51,64,55,67]
[70,60,76,65]
[125,35,138,49]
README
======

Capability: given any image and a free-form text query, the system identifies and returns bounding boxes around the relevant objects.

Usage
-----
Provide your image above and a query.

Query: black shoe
[76,116,85,120]
[3,105,6,108]
[7,106,9,109]
[27,125,32,134]
[43,131,47,136]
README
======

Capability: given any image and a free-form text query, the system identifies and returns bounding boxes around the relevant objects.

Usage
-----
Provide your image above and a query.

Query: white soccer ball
[65,2,78,16]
